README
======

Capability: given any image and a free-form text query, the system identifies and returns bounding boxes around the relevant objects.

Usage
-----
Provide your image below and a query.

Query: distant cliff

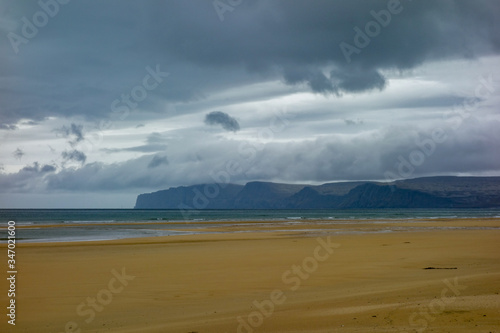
[134,176,500,209]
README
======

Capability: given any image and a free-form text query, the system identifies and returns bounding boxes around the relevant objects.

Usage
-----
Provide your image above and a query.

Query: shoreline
[4,217,500,244]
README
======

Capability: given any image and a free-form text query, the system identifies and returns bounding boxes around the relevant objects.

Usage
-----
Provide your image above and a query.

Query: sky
[1,0,500,208]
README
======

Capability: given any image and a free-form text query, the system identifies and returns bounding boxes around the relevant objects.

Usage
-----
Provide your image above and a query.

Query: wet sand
[2,218,500,332]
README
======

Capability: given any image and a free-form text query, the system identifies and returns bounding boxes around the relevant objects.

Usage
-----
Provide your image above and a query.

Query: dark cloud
[205,111,240,132]
[41,164,57,173]
[13,148,24,160]
[283,68,338,94]
[283,67,387,94]
[21,162,56,174]
[21,163,41,173]
[344,119,364,126]
[148,155,169,169]
[331,69,386,93]
[0,124,17,130]
[43,155,175,191]
[62,150,87,165]
[0,162,56,193]
[54,123,84,147]
[1,1,499,126]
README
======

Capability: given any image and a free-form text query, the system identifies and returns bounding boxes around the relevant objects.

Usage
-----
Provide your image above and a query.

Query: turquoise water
[1,208,500,243]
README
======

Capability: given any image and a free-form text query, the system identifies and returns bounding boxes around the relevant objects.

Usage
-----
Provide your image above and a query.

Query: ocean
[1,208,500,243]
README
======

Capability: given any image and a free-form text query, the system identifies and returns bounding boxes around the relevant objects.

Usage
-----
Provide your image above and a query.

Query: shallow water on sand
[1,208,500,243]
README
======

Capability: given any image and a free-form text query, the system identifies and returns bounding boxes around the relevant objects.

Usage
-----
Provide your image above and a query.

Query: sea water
[1,208,500,243]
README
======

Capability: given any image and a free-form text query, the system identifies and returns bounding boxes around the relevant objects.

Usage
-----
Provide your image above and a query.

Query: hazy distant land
[135,176,500,209]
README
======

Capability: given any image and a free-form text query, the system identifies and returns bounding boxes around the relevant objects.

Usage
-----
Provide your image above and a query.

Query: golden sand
[2,219,500,332]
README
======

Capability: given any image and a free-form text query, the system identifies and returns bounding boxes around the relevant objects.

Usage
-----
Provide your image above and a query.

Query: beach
[2,218,500,332]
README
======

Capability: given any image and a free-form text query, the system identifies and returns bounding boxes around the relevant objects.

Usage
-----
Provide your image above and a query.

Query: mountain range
[134,176,500,209]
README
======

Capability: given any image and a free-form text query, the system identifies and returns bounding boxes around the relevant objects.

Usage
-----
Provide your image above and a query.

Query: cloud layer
[2,0,499,126]
[0,0,499,207]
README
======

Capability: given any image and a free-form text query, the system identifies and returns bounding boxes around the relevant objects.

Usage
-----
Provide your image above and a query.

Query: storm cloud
[55,123,85,147]
[148,155,169,169]
[1,1,499,126]
[0,0,499,207]
[21,162,57,174]
[205,111,240,132]
[61,150,87,165]
[12,148,25,160]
